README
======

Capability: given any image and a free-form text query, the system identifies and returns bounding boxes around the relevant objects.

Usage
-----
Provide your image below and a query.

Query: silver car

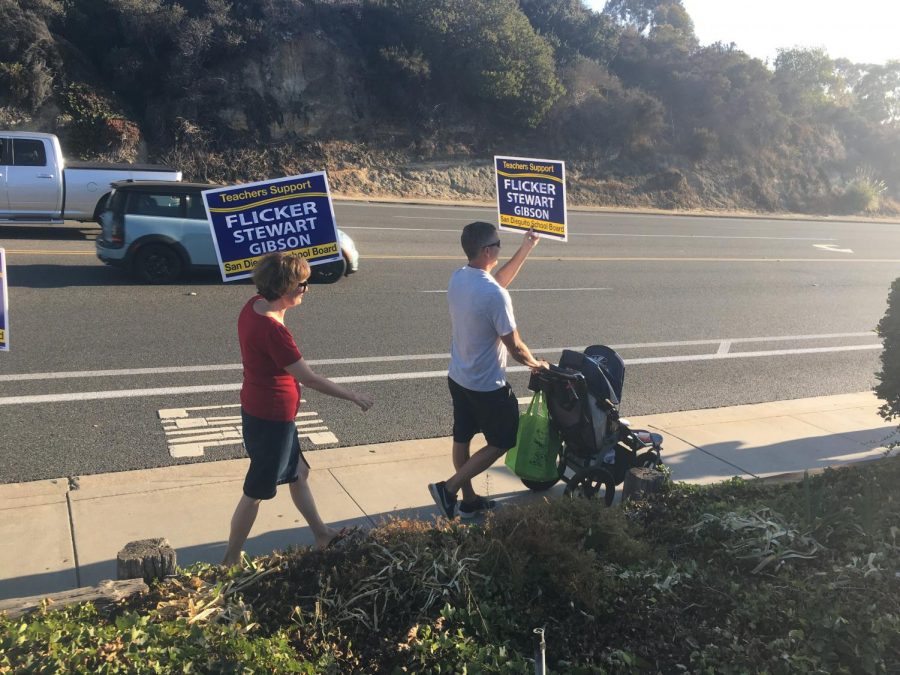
[95,180,359,284]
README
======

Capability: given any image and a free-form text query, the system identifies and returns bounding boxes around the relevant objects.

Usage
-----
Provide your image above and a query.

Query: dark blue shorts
[241,409,310,500]
[448,376,519,451]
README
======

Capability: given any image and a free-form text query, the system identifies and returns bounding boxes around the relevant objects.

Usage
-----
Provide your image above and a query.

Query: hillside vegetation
[2,0,899,214]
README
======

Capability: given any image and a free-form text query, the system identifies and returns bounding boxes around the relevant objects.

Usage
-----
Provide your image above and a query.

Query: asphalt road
[0,203,896,483]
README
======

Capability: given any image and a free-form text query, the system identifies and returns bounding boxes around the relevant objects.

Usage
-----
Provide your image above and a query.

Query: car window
[0,139,7,165]
[127,192,184,217]
[106,189,127,215]
[12,139,47,167]
[184,194,208,220]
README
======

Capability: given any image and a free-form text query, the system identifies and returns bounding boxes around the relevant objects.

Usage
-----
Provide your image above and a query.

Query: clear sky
[587,0,899,66]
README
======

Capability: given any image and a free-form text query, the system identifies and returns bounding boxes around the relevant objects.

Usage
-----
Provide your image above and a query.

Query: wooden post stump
[0,579,148,619]
[622,467,666,502]
[117,538,176,582]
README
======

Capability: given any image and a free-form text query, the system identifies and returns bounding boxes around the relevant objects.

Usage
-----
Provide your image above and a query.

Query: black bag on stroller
[523,345,663,505]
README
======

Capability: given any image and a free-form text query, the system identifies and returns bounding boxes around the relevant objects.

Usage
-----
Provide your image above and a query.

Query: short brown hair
[460,221,498,260]
[253,252,310,300]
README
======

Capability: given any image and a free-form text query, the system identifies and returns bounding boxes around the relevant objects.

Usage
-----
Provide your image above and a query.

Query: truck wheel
[134,244,183,284]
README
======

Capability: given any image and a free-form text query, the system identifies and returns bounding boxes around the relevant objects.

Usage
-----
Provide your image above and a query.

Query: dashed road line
[0,332,878,383]
[2,343,879,406]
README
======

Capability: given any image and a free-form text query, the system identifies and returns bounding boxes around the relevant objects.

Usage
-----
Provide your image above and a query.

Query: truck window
[12,139,47,167]
[128,192,183,218]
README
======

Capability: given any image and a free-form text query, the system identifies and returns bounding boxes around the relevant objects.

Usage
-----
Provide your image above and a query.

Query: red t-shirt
[238,296,303,421]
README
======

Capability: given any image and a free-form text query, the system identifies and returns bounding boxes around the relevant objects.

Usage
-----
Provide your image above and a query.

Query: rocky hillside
[2,0,898,215]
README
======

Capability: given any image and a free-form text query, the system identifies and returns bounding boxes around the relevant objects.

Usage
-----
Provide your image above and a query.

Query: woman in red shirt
[223,253,373,566]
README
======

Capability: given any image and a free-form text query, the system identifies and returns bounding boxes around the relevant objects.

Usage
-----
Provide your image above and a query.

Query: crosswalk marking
[158,402,339,458]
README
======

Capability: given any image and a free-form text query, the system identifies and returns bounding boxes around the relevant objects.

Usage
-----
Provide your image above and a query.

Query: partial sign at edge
[0,248,8,351]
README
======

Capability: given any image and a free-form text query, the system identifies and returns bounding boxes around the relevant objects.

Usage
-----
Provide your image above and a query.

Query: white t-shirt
[447,265,517,391]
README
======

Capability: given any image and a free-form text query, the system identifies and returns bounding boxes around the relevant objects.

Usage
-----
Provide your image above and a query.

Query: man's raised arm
[494,229,540,289]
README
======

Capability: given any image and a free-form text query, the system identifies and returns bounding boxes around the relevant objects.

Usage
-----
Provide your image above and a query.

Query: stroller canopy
[559,345,625,404]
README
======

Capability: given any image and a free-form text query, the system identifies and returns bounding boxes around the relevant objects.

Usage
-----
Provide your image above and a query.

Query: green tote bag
[505,390,561,481]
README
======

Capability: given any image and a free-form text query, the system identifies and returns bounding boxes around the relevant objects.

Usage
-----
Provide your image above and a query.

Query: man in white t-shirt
[429,221,548,519]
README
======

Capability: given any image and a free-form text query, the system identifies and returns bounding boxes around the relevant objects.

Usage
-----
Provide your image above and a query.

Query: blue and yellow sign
[202,172,341,282]
[495,155,567,241]
[0,248,8,351]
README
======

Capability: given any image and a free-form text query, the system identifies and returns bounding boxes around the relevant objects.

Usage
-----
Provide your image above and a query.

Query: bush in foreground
[877,276,900,425]
[2,459,900,673]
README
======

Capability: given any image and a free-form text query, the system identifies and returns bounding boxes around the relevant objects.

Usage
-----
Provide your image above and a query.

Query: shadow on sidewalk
[658,424,898,479]
[2,424,896,603]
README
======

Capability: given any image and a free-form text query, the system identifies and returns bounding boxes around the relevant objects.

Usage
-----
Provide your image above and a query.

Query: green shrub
[838,170,887,213]
[4,461,900,672]
[59,83,140,161]
[876,276,900,423]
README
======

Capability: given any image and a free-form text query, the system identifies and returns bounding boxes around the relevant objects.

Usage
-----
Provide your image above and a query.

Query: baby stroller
[522,345,664,505]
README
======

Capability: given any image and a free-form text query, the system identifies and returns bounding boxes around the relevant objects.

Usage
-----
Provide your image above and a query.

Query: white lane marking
[717,340,732,355]
[420,287,612,293]
[621,343,880,365]
[159,402,338,458]
[342,224,835,241]
[570,233,836,241]
[814,244,854,253]
[2,342,879,406]
[0,332,877,383]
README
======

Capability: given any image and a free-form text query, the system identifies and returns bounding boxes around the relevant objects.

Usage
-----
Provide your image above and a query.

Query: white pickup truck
[0,131,182,222]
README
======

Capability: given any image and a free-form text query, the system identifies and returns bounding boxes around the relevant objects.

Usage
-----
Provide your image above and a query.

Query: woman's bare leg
[223,494,261,566]
[288,465,338,548]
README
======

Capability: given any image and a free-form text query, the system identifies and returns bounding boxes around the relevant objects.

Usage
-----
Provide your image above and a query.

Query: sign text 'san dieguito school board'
[495,155,567,241]
[0,248,8,351]
[202,172,341,282]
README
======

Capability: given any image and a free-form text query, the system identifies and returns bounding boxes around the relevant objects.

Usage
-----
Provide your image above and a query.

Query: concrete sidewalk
[1,391,896,602]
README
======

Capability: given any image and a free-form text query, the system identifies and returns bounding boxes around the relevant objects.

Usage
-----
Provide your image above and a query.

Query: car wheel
[311,257,347,284]
[134,244,183,284]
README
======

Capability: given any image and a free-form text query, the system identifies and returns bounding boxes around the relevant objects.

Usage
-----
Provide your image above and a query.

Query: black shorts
[241,409,310,500]
[448,376,519,451]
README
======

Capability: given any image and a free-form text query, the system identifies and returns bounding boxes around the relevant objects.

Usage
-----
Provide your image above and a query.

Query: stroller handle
[544,364,583,381]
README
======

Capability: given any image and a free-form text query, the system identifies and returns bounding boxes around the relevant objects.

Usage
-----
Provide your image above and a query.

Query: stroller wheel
[521,477,560,491]
[564,466,616,506]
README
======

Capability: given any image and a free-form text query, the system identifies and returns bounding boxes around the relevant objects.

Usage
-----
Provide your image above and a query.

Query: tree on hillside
[518,0,620,66]
[662,43,784,159]
[0,0,61,113]
[374,0,564,128]
[603,0,687,36]
[773,47,841,115]
[854,62,900,125]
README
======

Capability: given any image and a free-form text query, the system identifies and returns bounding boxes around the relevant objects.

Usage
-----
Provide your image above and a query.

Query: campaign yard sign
[0,248,8,351]
[202,172,341,282]
[495,155,567,241]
